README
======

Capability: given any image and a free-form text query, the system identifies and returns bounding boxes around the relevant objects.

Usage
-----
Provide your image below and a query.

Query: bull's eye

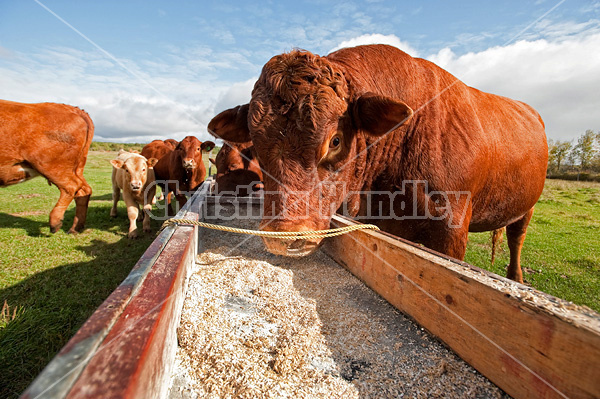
[142,168,146,172]
[330,136,341,149]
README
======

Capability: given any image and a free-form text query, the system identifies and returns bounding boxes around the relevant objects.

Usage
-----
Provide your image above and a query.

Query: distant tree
[572,130,598,170]
[594,131,600,171]
[548,139,572,173]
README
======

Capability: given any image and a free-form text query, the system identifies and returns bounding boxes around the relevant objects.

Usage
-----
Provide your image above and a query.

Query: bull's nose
[260,222,325,257]
[130,182,142,191]
[182,159,195,169]
[261,236,322,257]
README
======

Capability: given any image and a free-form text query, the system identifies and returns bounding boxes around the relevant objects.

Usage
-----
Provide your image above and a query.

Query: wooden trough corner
[22,184,600,398]
[323,214,600,399]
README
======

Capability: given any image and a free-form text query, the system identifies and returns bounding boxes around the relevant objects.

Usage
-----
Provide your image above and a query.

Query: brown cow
[164,139,179,149]
[141,140,174,201]
[208,44,548,283]
[141,140,172,161]
[211,141,263,196]
[0,100,94,233]
[153,136,214,214]
[110,150,158,238]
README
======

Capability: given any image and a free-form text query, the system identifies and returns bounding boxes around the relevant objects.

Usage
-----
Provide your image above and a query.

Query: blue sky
[1,0,599,142]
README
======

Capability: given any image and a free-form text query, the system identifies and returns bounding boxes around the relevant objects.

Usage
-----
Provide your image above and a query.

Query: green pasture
[0,151,599,397]
[0,150,214,398]
[465,179,600,311]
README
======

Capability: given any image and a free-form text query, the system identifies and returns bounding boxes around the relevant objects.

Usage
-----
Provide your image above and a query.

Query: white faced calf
[110,151,158,238]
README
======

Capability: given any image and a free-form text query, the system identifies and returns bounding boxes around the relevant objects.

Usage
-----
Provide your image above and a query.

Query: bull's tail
[491,227,505,265]
[72,107,95,197]
[74,107,95,152]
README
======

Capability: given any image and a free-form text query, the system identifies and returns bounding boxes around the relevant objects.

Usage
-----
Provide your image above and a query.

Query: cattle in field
[141,140,179,201]
[153,136,214,215]
[110,150,158,239]
[164,139,178,149]
[208,44,548,283]
[141,140,172,162]
[211,141,263,196]
[0,100,94,233]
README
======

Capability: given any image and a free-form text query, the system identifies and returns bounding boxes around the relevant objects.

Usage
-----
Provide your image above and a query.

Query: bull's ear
[201,141,215,152]
[110,159,124,169]
[147,158,159,168]
[352,93,413,136]
[208,104,251,143]
[209,158,216,165]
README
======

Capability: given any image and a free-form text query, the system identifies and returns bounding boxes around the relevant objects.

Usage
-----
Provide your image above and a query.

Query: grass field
[0,151,599,397]
[465,179,600,311]
[0,150,214,398]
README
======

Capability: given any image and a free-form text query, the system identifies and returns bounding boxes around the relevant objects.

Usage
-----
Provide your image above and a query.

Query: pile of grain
[169,211,508,398]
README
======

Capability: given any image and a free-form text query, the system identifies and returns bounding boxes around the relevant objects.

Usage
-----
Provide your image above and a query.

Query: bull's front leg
[175,193,188,210]
[143,203,153,233]
[420,193,473,260]
[143,184,156,233]
[123,195,140,239]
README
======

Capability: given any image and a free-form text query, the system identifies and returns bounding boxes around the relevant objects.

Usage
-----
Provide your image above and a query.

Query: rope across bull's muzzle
[159,218,379,240]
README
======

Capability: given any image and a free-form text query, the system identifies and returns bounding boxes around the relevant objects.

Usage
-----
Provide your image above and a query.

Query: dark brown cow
[208,44,548,283]
[153,136,214,214]
[141,140,178,201]
[211,141,263,196]
[164,139,179,149]
[141,140,172,161]
[0,100,94,233]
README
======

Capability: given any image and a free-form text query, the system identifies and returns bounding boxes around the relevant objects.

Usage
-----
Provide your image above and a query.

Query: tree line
[547,130,600,181]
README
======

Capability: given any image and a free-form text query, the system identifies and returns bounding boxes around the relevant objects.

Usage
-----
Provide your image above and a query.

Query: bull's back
[0,100,93,163]
[329,46,548,230]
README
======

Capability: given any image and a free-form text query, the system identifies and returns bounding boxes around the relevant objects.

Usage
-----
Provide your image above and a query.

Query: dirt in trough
[168,206,509,399]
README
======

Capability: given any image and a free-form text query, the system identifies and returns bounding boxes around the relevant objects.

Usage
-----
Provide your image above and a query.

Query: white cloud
[0,46,256,143]
[427,32,600,141]
[329,33,420,57]
[213,78,256,114]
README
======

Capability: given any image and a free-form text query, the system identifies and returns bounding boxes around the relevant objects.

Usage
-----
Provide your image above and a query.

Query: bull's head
[175,136,214,170]
[213,141,264,196]
[209,50,412,256]
[111,154,158,193]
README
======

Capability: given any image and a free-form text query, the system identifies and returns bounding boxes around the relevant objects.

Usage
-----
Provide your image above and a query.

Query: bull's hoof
[68,225,85,234]
[110,211,117,218]
[128,230,139,239]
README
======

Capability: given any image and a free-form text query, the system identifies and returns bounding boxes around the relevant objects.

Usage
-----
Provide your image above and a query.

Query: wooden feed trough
[22,181,600,398]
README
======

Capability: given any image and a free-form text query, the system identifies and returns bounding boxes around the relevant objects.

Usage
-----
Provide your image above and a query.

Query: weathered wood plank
[65,190,205,398]
[21,222,176,399]
[323,214,600,399]
[22,184,208,399]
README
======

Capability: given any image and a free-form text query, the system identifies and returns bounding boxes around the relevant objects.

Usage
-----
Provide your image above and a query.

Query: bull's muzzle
[260,223,323,257]
[130,182,143,192]
[182,159,196,170]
